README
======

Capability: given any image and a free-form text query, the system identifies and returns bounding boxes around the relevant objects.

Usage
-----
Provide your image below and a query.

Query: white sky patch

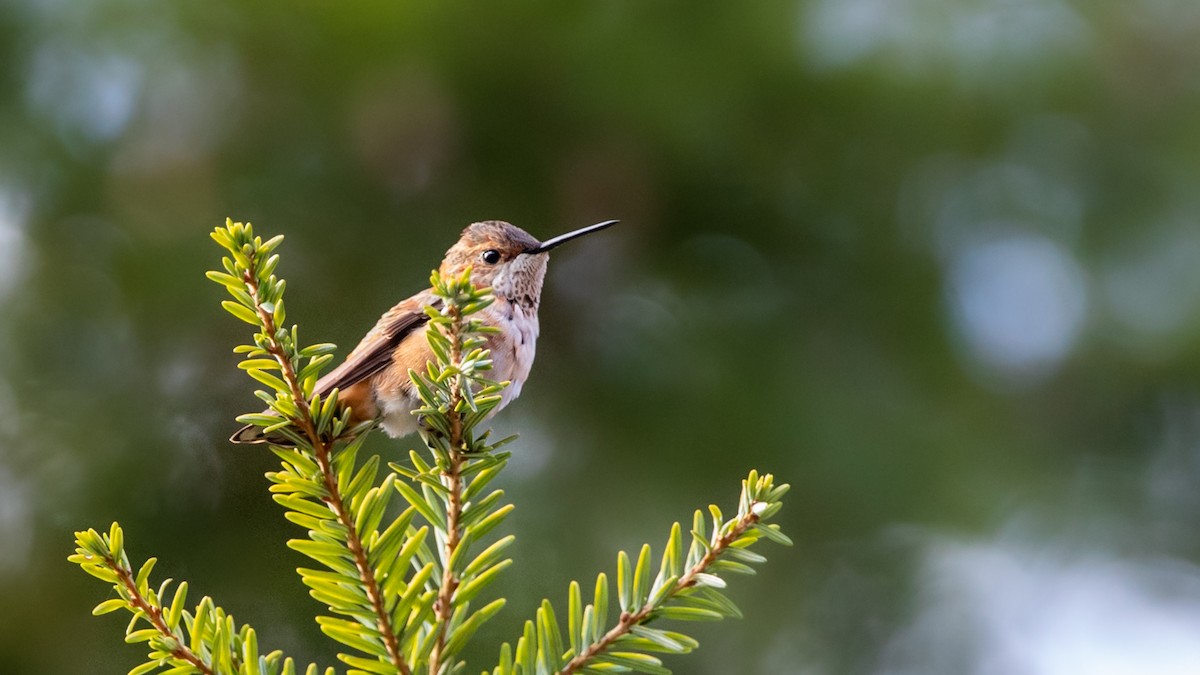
[877,538,1200,675]
[0,463,33,577]
[26,39,142,143]
[0,187,31,303]
[946,232,1088,386]
[0,214,30,577]
[896,128,1093,389]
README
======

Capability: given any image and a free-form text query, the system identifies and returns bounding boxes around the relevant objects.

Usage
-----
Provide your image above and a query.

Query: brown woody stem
[108,556,214,675]
[244,271,412,675]
[429,303,468,675]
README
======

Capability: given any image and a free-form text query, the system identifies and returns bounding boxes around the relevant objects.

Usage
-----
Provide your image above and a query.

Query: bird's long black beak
[525,220,618,254]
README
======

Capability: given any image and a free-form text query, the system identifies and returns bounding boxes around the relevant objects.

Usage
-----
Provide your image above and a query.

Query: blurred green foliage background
[3,1,1200,673]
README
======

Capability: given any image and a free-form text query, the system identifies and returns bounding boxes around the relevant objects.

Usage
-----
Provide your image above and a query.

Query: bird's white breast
[491,299,539,411]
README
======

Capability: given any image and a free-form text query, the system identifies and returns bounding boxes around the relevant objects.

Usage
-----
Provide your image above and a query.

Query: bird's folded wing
[314,292,441,396]
[229,292,441,445]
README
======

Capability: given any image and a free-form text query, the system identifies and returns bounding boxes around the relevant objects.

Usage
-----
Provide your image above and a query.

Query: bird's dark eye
[481,249,501,265]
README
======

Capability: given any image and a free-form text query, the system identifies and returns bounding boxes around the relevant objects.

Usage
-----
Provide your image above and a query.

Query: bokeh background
[3,0,1200,673]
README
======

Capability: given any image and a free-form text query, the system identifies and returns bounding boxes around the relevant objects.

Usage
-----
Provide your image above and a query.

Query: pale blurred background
[3,1,1200,673]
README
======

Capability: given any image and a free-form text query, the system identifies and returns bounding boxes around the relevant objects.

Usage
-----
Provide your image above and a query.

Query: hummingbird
[231,219,617,444]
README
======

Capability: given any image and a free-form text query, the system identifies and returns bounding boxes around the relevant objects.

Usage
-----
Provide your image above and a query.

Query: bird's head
[440,220,617,307]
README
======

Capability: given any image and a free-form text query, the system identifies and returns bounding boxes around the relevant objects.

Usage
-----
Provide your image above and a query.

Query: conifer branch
[491,472,790,675]
[70,523,327,675]
[558,506,762,675]
[72,219,788,675]
[242,260,411,675]
[407,271,513,675]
